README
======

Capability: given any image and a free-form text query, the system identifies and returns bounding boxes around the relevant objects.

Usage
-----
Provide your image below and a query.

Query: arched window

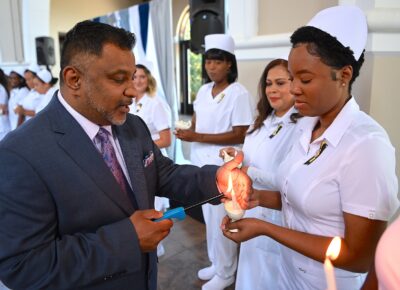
[176,5,203,115]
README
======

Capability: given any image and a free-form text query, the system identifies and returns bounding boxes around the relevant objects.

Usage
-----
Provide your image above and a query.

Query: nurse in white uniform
[8,69,29,130]
[129,63,171,257]
[222,6,399,290]
[175,34,254,290]
[35,71,58,115]
[14,66,40,125]
[224,58,302,290]
[0,69,10,141]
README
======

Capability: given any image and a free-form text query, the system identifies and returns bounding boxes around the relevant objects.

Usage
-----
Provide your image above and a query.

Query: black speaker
[190,0,224,54]
[35,36,55,66]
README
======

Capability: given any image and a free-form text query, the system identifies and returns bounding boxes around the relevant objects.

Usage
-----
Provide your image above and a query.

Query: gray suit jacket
[0,94,219,290]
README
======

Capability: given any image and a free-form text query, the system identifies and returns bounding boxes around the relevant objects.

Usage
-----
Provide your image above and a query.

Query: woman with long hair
[222,58,303,290]
[130,64,171,155]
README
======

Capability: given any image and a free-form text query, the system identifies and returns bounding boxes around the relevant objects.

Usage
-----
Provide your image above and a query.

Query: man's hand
[216,150,252,209]
[129,209,173,252]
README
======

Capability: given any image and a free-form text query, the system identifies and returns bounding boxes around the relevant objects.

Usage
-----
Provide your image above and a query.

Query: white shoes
[157,243,165,257]
[198,265,216,280]
[201,275,235,290]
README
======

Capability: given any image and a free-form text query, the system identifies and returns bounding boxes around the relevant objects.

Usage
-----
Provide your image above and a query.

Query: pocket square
[143,151,154,167]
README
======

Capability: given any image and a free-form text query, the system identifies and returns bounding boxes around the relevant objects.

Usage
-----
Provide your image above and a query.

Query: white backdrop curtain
[149,0,187,162]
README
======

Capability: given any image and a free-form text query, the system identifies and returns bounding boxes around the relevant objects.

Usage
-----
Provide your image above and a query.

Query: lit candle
[324,236,341,290]
[224,173,244,232]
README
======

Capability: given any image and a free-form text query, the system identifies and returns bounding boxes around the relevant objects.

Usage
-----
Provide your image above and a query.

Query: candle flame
[227,172,233,193]
[326,236,341,261]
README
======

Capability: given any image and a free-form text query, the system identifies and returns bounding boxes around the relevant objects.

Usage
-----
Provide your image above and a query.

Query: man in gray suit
[0,21,251,290]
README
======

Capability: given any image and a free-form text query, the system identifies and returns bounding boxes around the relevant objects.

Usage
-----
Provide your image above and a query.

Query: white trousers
[202,203,238,279]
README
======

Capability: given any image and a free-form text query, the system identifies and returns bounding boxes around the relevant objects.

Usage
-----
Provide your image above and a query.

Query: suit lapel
[114,124,150,209]
[48,97,135,215]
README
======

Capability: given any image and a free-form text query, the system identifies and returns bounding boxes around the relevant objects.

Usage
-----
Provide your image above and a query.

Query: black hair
[248,59,301,134]
[290,26,364,92]
[0,69,9,97]
[24,69,37,76]
[204,48,238,83]
[9,71,27,89]
[60,20,136,82]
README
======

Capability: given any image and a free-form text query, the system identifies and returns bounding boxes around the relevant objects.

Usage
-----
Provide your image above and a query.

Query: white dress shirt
[58,91,132,187]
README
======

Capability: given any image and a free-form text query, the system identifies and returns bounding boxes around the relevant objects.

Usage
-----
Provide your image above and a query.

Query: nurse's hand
[221,216,263,243]
[216,150,252,209]
[219,147,236,159]
[247,189,260,209]
[174,128,197,142]
[14,105,24,114]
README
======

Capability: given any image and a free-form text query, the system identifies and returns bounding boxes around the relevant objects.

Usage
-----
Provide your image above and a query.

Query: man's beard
[86,91,126,126]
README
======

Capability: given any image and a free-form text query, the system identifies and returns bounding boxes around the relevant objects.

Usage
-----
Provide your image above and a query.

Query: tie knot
[96,127,110,141]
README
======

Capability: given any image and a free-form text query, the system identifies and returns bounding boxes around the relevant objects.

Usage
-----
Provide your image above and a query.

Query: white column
[0,0,24,65]
[22,0,51,66]
[225,0,258,40]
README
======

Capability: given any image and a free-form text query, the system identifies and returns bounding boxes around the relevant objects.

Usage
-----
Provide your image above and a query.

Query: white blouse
[276,97,399,290]
[190,82,254,166]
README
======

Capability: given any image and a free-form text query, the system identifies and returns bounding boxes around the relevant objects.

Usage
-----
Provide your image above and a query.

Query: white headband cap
[36,69,52,84]
[205,34,235,55]
[307,5,367,60]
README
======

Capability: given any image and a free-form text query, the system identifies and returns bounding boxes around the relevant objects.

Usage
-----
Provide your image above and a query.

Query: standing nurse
[225,58,302,290]
[175,34,254,290]
[222,5,399,290]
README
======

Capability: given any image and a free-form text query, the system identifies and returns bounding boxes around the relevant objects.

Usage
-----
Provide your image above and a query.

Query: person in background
[130,63,172,257]
[222,6,399,290]
[175,34,254,290]
[0,20,252,290]
[33,69,58,114]
[7,68,29,130]
[0,69,10,141]
[16,67,48,122]
[130,64,171,156]
[222,57,303,290]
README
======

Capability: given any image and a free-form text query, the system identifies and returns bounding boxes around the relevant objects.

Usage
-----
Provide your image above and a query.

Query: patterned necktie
[94,127,128,194]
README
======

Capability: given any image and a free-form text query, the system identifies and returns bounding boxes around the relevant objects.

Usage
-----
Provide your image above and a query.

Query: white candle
[324,236,341,290]
[324,257,336,290]
[224,173,245,232]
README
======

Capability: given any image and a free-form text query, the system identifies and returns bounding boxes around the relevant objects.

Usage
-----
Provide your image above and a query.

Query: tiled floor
[157,216,235,290]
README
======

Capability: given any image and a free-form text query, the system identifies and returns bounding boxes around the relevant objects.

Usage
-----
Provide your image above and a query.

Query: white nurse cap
[26,64,40,74]
[307,5,367,60]
[11,67,26,78]
[205,34,235,55]
[36,69,52,84]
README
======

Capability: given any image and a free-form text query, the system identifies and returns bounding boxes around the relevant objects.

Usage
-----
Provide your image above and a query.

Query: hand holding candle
[216,150,251,209]
[324,236,341,290]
